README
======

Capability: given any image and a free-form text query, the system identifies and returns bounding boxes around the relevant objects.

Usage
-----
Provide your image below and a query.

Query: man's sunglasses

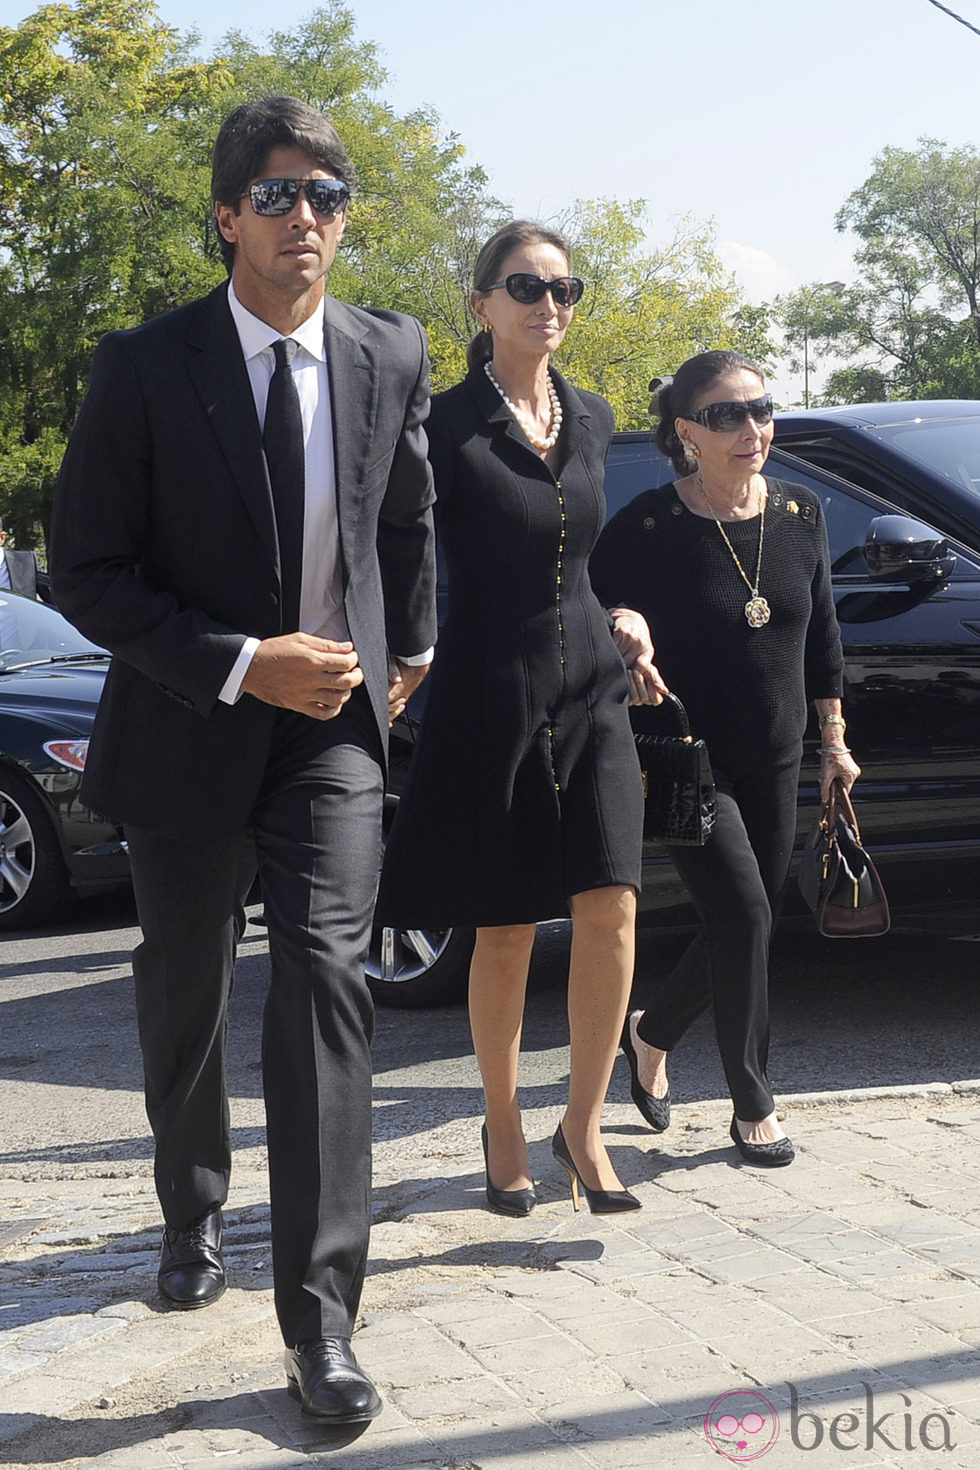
[484,273,585,307]
[684,395,773,432]
[245,177,350,218]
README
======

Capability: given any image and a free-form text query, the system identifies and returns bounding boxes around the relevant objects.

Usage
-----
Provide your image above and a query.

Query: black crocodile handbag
[633,692,716,846]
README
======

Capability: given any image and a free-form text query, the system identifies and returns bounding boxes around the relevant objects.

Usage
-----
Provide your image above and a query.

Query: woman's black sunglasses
[484,273,585,308]
[246,177,350,218]
[684,395,773,432]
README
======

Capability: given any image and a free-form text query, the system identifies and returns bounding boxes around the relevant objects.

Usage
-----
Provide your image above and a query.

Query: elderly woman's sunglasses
[484,273,585,308]
[245,177,350,217]
[685,395,774,432]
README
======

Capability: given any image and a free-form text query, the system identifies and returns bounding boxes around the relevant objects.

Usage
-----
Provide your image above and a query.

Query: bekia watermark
[703,1383,955,1462]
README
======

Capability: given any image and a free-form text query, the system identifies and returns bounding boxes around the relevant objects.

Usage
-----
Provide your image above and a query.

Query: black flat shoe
[158,1206,226,1309]
[620,1018,671,1132]
[729,1115,795,1167]
[551,1123,640,1214]
[285,1337,382,1423]
[481,1124,536,1217]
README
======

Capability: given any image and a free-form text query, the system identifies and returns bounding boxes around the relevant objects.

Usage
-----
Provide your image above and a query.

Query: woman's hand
[814,699,860,800]
[820,747,861,802]
[609,607,668,706]
[627,652,668,706]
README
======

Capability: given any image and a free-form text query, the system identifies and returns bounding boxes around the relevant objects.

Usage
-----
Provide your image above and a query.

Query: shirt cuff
[392,648,434,666]
[218,637,261,704]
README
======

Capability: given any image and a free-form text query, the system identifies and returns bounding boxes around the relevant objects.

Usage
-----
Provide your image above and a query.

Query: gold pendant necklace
[697,477,770,628]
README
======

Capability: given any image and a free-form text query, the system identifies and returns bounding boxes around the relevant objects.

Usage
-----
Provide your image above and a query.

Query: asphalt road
[1,893,978,1178]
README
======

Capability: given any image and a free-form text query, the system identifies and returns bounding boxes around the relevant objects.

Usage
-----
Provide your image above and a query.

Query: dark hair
[211,95,355,272]
[650,350,765,474]
[466,220,573,371]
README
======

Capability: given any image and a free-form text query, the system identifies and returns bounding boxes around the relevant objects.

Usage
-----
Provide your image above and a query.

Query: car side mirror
[865,514,957,585]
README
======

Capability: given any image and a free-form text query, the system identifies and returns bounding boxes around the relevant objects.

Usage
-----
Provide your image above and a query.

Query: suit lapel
[183,285,278,550]
[550,367,592,472]
[470,362,594,471]
[322,295,375,580]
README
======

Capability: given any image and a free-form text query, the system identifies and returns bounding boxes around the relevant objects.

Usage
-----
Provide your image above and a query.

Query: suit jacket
[49,283,437,840]
[2,547,50,601]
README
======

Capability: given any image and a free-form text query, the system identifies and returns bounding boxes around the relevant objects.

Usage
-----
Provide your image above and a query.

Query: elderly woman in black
[379,221,662,1215]
[590,351,859,1165]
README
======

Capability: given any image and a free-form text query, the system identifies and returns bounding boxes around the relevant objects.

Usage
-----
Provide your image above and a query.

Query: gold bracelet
[818,713,846,729]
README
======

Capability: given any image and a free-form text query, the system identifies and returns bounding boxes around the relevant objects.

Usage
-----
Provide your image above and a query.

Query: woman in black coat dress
[379,221,663,1215]
[590,351,860,1165]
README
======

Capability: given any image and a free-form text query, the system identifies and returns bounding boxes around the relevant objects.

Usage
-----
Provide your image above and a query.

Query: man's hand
[387,659,429,725]
[241,633,363,719]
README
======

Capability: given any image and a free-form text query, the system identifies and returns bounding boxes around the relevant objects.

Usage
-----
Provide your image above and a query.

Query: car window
[870,420,980,499]
[767,459,879,574]
[603,436,673,518]
[771,453,980,579]
[0,593,106,671]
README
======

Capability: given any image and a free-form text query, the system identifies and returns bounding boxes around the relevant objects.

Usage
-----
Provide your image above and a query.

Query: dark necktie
[263,337,305,632]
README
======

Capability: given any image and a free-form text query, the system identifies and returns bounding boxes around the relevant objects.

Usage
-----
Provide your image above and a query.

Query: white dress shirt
[219,283,430,704]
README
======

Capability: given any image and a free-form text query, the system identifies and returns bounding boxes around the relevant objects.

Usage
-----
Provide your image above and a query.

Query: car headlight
[43,739,89,772]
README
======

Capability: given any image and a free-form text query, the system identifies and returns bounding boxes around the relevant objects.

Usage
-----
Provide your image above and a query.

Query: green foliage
[0,0,767,544]
[780,139,980,406]
[555,203,774,428]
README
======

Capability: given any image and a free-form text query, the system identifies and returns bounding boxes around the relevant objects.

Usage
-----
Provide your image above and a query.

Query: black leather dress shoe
[158,1206,226,1309]
[285,1338,382,1423]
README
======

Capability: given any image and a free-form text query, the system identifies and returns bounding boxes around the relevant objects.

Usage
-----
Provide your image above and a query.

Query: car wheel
[366,921,474,1009]
[0,768,74,929]
[367,774,474,1008]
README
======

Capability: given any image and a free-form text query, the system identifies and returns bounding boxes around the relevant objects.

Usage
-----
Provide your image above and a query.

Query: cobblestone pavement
[4,1084,980,1469]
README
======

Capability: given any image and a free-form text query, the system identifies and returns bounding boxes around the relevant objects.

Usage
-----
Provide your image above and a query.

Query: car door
[771,449,980,920]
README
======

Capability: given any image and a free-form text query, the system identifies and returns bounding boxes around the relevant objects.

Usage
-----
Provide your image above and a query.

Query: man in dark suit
[0,520,51,601]
[49,95,436,1424]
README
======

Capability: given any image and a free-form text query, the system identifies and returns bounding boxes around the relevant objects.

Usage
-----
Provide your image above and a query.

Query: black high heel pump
[481,1124,536,1216]
[551,1124,640,1214]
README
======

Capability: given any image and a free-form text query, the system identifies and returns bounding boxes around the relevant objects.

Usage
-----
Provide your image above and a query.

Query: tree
[0,0,227,541]
[0,0,502,542]
[781,140,980,405]
[0,1,769,542]
[555,203,774,428]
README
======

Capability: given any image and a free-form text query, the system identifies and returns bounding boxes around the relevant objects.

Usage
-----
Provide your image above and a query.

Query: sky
[5,0,980,399]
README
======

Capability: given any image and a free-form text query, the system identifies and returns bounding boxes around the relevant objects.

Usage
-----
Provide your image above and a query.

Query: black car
[368,400,980,1007]
[0,592,129,928]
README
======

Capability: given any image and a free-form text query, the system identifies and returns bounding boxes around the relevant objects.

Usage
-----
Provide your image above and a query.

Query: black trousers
[126,691,383,1345]
[636,753,801,1121]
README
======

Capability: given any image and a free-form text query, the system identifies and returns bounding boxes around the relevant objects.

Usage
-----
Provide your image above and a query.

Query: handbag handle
[658,690,693,742]
[825,777,862,843]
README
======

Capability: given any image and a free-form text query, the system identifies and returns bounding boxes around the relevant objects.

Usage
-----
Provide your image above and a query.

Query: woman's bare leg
[468,923,537,1191]
[560,885,636,1191]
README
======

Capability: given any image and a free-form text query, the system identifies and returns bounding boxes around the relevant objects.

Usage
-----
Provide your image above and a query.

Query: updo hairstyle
[466,220,574,371]
[650,350,765,474]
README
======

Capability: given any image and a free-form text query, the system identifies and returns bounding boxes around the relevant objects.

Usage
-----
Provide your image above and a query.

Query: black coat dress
[377,365,643,929]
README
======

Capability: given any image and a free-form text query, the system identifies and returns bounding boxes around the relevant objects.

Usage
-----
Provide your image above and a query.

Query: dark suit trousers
[635,754,801,1121]
[126,691,383,1345]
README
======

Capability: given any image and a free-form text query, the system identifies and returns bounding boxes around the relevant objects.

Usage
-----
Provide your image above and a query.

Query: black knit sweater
[590,479,844,774]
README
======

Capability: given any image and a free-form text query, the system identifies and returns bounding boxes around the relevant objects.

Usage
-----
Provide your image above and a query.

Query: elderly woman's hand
[820,747,861,802]
[627,651,668,706]
[609,607,667,706]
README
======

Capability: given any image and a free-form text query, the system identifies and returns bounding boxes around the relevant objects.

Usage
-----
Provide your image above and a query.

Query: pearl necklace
[484,361,563,451]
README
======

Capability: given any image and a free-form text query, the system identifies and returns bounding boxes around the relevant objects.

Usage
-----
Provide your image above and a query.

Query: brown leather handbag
[798,779,890,937]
